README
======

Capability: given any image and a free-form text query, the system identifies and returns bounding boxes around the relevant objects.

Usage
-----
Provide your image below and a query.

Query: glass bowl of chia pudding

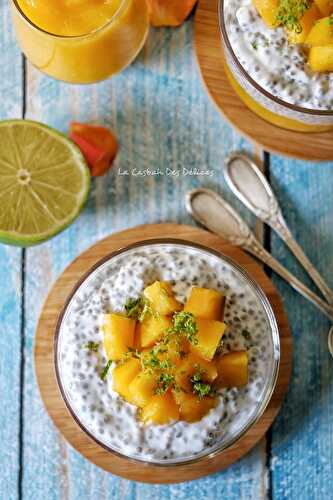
[220,0,333,132]
[55,239,280,466]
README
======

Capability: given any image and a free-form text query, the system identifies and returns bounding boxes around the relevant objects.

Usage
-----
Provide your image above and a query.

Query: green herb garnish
[251,40,258,50]
[171,311,199,345]
[124,297,152,322]
[84,341,100,353]
[275,0,310,33]
[155,373,176,395]
[100,360,113,381]
[120,347,141,363]
[190,369,215,400]
[141,345,173,373]
[329,13,333,25]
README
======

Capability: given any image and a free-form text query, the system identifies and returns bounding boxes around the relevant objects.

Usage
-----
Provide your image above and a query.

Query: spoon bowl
[328,327,333,358]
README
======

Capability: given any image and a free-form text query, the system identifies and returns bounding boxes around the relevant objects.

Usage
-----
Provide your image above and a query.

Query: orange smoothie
[12,0,149,83]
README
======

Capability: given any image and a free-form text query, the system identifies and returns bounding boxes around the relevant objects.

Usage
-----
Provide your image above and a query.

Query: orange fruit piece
[147,0,197,27]
[69,122,118,177]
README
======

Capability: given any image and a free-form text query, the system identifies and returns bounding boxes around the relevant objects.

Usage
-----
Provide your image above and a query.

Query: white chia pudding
[56,243,279,463]
[225,0,333,110]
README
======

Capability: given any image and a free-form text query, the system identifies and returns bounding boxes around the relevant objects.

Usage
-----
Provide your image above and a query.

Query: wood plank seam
[254,147,273,500]
[262,151,274,500]
[18,54,27,500]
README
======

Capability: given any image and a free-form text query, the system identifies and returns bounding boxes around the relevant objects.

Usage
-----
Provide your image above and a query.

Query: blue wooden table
[1,2,333,498]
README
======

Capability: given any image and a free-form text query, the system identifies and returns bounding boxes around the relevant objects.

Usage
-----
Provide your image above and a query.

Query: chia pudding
[224,0,333,110]
[220,0,333,128]
[56,242,280,463]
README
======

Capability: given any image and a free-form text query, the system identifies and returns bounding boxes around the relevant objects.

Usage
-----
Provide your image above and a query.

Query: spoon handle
[186,188,333,322]
[224,152,333,305]
[273,220,333,305]
[242,233,333,322]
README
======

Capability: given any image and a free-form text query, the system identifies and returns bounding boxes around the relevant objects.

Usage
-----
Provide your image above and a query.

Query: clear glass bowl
[54,239,280,466]
[219,0,333,132]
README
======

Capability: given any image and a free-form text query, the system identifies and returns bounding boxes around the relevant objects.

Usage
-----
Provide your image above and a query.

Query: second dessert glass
[219,0,333,132]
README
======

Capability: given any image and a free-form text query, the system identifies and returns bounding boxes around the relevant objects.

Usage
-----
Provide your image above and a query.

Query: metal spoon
[224,152,333,305]
[329,326,333,357]
[186,188,333,327]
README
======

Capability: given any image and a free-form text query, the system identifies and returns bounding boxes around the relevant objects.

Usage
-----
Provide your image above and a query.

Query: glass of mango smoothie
[11,0,149,84]
[220,0,333,132]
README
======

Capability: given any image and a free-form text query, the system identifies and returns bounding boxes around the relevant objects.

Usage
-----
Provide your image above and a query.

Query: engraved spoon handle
[224,152,333,305]
[242,234,333,321]
[274,223,333,305]
[186,188,333,322]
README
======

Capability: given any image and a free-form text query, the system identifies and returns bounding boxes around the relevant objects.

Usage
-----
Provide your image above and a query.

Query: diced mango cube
[314,0,333,16]
[173,391,217,422]
[309,45,333,71]
[215,351,249,388]
[306,17,333,46]
[175,353,217,392]
[166,338,190,366]
[133,322,142,350]
[112,358,141,403]
[190,318,226,361]
[184,287,226,320]
[127,371,157,408]
[136,314,172,348]
[141,393,179,424]
[140,338,187,374]
[287,3,320,44]
[253,0,279,27]
[143,281,181,315]
[103,313,136,361]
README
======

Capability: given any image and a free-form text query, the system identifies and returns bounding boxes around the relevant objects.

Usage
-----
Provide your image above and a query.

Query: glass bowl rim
[219,0,333,116]
[11,0,127,40]
[54,237,281,467]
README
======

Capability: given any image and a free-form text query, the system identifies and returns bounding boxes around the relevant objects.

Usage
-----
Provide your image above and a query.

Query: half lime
[0,119,90,246]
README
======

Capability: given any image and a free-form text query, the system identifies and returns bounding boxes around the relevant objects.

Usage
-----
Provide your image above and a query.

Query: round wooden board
[194,0,333,161]
[35,223,292,483]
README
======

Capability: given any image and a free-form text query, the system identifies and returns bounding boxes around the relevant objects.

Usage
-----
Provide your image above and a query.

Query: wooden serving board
[194,0,333,161]
[35,223,292,483]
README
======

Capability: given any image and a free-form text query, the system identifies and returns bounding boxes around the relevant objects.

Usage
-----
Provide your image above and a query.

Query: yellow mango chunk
[173,391,217,422]
[306,17,333,46]
[133,322,142,350]
[215,351,249,388]
[253,0,279,27]
[141,393,179,425]
[143,281,182,315]
[166,338,190,366]
[309,45,333,71]
[190,318,226,361]
[184,287,226,320]
[127,371,157,408]
[136,314,172,348]
[314,0,333,16]
[287,3,320,44]
[175,353,217,392]
[112,358,141,403]
[103,313,136,361]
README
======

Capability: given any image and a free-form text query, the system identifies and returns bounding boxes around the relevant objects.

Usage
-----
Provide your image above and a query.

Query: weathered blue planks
[6,1,332,497]
[0,1,23,499]
[270,158,333,500]
[21,20,267,500]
